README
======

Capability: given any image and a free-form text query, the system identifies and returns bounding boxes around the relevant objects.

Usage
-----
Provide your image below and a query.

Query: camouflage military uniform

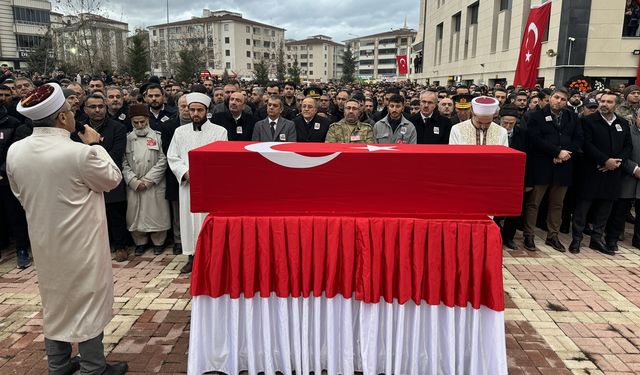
[616,101,640,126]
[325,119,375,144]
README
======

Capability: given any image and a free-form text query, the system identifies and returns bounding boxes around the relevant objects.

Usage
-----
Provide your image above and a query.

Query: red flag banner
[635,55,640,85]
[513,1,552,88]
[396,55,408,75]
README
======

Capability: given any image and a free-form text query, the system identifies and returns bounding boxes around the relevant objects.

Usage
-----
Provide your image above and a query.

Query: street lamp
[567,37,575,65]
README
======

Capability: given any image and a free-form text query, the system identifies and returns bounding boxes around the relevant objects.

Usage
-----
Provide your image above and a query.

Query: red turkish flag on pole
[396,55,408,75]
[513,1,552,88]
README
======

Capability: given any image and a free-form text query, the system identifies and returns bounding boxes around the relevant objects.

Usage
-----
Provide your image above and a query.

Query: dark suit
[148,106,177,131]
[573,113,633,243]
[211,111,256,141]
[293,114,330,142]
[252,117,296,142]
[108,104,132,132]
[410,110,452,144]
[523,106,583,240]
[73,117,128,249]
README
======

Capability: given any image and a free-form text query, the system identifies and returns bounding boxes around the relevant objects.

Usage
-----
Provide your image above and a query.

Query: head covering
[62,88,76,98]
[186,92,211,108]
[472,96,500,116]
[128,104,149,118]
[623,85,640,100]
[452,94,474,109]
[303,86,323,99]
[584,97,599,108]
[17,83,65,121]
[499,104,520,118]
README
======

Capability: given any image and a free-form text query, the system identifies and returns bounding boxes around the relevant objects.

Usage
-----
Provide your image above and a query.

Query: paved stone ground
[0,226,639,374]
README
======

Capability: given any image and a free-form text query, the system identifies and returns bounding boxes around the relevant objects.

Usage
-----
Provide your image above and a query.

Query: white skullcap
[471,96,500,116]
[17,83,65,121]
[186,92,211,108]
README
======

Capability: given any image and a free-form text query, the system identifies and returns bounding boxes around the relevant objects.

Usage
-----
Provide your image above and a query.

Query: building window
[246,51,251,57]
[247,63,252,69]
[469,2,479,24]
[16,34,45,49]
[264,52,269,58]
[499,0,512,11]
[224,24,229,31]
[452,12,462,32]
[436,23,444,40]
[152,30,157,36]
[225,50,230,56]
[309,62,313,67]
[225,37,230,44]
[13,7,50,25]
[309,54,313,58]
[226,62,231,69]
[263,41,270,48]
[246,26,250,33]
[272,30,275,36]
[623,2,640,36]
[246,38,250,45]
[309,71,313,75]
[159,29,164,37]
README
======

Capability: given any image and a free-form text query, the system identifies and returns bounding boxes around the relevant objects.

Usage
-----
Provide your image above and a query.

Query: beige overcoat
[6,127,122,342]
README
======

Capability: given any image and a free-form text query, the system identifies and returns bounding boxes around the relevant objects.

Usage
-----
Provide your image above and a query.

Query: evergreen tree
[25,32,55,75]
[176,46,203,83]
[276,41,286,82]
[127,33,149,82]
[341,45,356,83]
[222,69,230,84]
[287,55,301,85]
[254,59,269,85]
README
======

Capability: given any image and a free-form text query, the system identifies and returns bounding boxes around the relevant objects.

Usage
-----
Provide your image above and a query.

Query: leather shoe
[523,236,537,251]
[173,243,182,255]
[503,238,517,250]
[607,243,619,253]
[16,248,31,269]
[114,248,128,262]
[569,239,581,254]
[545,236,566,252]
[589,240,615,256]
[632,241,640,250]
[134,245,147,256]
[61,355,80,375]
[153,246,163,255]
[102,362,128,375]
[180,255,193,273]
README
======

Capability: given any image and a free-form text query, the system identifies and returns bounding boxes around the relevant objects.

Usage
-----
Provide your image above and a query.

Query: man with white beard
[167,93,227,273]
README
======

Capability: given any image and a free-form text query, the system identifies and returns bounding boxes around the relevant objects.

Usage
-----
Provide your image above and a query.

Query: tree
[287,55,301,85]
[341,45,357,83]
[176,45,203,84]
[253,59,269,85]
[222,69,230,84]
[276,41,286,82]
[25,31,55,75]
[127,33,149,82]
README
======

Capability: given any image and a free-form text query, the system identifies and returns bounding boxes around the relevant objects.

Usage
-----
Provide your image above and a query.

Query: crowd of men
[0,68,639,273]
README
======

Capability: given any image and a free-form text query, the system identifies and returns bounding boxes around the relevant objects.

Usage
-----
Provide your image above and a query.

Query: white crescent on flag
[527,22,539,47]
[400,58,406,67]
[245,142,341,169]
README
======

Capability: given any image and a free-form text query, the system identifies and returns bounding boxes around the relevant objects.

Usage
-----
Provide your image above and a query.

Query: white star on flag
[354,145,398,152]
[525,51,532,62]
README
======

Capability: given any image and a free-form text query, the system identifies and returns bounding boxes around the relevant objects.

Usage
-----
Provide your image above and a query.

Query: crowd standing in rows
[0,69,639,275]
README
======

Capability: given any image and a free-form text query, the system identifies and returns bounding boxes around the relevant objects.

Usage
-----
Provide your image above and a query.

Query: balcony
[14,23,48,35]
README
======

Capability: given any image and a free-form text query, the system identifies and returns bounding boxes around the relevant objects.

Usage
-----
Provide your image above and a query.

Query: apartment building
[148,9,285,80]
[285,35,344,83]
[0,0,52,70]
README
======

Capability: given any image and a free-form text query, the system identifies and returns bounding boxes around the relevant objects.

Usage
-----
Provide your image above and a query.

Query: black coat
[526,106,583,186]
[72,118,127,203]
[159,117,183,201]
[409,110,452,144]
[148,106,177,131]
[211,111,256,141]
[108,104,132,133]
[0,105,21,185]
[293,114,331,142]
[509,125,532,188]
[579,113,633,200]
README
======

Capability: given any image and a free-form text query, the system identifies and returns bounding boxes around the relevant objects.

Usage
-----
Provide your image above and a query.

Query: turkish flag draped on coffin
[513,1,552,88]
[396,55,408,75]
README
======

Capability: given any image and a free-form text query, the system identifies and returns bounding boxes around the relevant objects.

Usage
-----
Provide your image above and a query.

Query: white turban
[17,83,65,121]
[471,96,500,116]
[186,92,211,109]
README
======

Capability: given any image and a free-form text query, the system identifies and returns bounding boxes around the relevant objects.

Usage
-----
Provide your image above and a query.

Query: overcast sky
[54,0,419,42]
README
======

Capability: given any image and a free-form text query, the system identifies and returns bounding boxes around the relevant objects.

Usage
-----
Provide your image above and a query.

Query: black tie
[270,121,276,138]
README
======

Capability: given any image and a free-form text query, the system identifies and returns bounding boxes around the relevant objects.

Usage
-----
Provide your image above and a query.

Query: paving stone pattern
[0,226,639,374]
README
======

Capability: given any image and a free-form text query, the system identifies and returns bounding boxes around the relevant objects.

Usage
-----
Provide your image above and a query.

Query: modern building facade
[285,35,344,83]
[0,0,52,70]
[345,27,417,81]
[413,0,640,88]
[52,13,128,72]
[148,9,285,81]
